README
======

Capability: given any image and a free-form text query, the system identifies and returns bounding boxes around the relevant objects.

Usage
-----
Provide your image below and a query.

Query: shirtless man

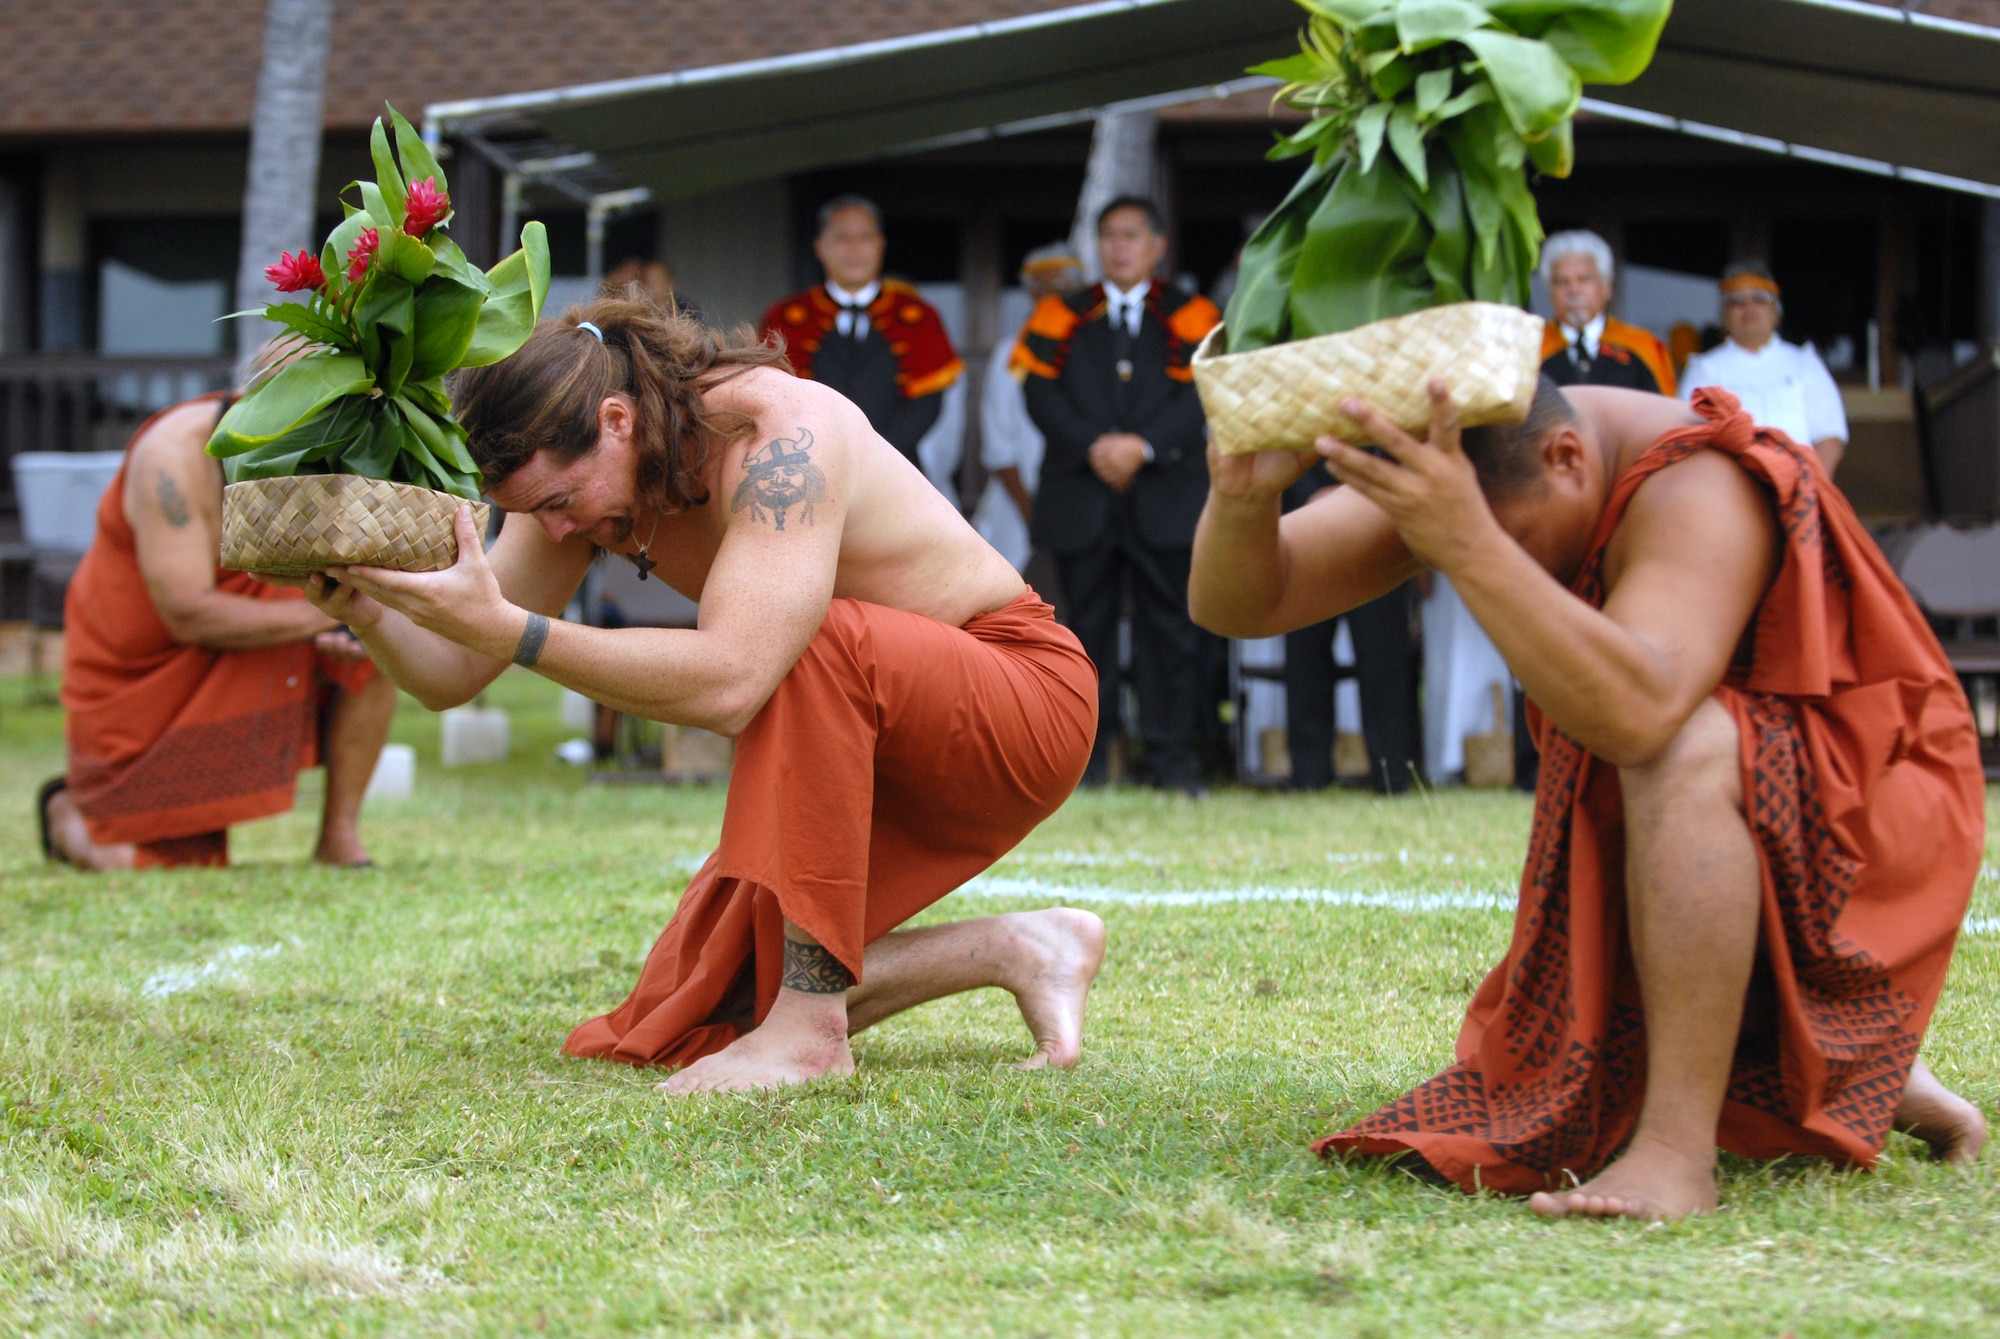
[46,393,392,871]
[1190,376,1986,1218]
[300,295,1103,1093]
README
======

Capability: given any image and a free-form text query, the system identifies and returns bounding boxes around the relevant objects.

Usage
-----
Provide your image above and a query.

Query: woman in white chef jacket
[1680,261,1848,477]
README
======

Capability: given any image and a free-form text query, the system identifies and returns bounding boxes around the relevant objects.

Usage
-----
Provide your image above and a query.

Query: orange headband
[1719,272,1781,299]
[1021,256,1080,278]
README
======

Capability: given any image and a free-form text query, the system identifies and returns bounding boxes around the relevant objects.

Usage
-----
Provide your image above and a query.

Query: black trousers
[1283,582,1418,793]
[1054,502,1203,789]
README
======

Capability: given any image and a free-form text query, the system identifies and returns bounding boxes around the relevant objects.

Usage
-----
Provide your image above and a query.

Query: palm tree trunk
[1068,110,1160,284]
[234,0,334,377]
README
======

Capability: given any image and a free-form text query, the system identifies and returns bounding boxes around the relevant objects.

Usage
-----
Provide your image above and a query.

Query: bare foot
[1003,908,1107,1070]
[313,822,372,868]
[1895,1059,1988,1165]
[43,787,135,871]
[1528,1136,1719,1221]
[657,989,855,1095]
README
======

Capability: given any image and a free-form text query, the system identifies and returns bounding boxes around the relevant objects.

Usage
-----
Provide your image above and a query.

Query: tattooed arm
[507,411,849,734]
[320,374,851,732]
[126,402,338,650]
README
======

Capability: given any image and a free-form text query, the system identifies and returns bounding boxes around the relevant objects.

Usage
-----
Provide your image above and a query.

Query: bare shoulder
[128,400,226,475]
[1627,447,1770,528]
[709,370,859,535]
[125,400,224,525]
[1609,447,1777,582]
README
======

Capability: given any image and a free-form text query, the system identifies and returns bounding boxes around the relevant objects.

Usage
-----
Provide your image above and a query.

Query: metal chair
[1884,521,2000,778]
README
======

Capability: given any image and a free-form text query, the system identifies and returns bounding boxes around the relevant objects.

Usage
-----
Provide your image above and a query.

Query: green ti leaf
[1526,118,1575,177]
[207,353,375,457]
[408,276,487,382]
[1414,67,1456,118]
[357,181,399,233]
[1485,0,1672,84]
[1395,0,1492,53]
[260,297,357,353]
[1386,102,1429,189]
[369,118,407,225]
[1353,102,1391,173]
[389,105,449,200]
[354,272,417,398]
[460,222,551,369]
[1459,28,1580,138]
[1297,0,1392,23]
[375,229,436,287]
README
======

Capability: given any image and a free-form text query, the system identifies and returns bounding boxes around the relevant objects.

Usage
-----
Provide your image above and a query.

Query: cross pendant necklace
[630,516,661,580]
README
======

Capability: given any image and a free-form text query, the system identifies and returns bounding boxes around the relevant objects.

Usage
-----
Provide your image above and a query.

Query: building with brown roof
[1,0,1998,543]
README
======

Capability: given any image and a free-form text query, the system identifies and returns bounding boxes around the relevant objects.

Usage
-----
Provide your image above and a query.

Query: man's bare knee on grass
[1532,698,1758,1221]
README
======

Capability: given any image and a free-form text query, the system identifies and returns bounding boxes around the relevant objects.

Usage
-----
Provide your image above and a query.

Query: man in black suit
[1017,196,1221,793]
[1279,463,1419,793]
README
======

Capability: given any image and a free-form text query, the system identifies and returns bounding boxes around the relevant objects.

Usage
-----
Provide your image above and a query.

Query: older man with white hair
[1679,261,1847,477]
[1537,230,1676,396]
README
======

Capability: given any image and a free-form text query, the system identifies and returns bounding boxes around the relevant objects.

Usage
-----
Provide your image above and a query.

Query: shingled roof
[0,0,1080,138]
[4,0,1993,140]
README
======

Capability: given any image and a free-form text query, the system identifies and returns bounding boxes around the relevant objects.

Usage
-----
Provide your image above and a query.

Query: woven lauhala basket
[1193,302,1546,456]
[220,475,490,576]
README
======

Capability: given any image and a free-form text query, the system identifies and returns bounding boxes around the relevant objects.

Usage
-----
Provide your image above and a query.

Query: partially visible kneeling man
[1190,378,1986,1218]
[43,394,395,870]
[299,296,1103,1093]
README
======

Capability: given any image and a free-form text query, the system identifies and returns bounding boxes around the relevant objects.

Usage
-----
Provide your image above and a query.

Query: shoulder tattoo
[781,936,854,994]
[730,426,827,532]
[155,470,191,528]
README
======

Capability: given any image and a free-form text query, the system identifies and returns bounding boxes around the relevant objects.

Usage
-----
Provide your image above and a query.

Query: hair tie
[577,321,606,342]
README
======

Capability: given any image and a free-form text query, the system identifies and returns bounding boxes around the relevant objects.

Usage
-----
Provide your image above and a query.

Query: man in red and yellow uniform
[1015,195,1221,794]
[761,195,963,470]
[1538,230,1676,396]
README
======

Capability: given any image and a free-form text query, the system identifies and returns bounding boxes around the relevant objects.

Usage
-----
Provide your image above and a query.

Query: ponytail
[452,288,792,518]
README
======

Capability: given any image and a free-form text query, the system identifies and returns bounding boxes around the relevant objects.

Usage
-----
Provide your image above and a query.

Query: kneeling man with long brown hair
[1191,378,1986,1218]
[299,295,1102,1094]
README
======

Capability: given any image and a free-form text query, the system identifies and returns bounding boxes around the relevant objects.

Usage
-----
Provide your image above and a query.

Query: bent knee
[1620,698,1743,808]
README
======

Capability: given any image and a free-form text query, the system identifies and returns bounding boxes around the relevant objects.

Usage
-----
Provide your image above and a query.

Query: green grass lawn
[3,672,1997,1337]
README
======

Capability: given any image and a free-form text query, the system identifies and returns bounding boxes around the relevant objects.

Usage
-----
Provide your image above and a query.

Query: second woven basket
[1193,302,1546,457]
[220,474,490,577]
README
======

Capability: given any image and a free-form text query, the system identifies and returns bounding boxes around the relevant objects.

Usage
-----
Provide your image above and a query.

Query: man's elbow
[710,682,775,738]
[412,685,476,713]
[1593,711,1686,771]
[152,599,223,648]
[1188,579,1272,640]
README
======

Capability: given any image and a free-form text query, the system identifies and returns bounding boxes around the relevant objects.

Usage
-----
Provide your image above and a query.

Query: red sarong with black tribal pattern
[61,397,376,868]
[1319,389,1984,1194]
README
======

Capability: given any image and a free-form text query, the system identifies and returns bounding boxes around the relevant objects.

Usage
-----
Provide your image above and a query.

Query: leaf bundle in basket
[208,105,551,574]
[1198,0,1670,454]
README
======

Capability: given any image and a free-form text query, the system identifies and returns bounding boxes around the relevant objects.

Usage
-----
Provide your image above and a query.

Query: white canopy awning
[427,0,2000,204]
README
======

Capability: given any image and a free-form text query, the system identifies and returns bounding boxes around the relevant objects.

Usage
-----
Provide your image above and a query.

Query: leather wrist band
[512,612,551,668]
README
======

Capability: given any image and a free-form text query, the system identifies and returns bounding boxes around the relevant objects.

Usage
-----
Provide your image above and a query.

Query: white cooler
[12,451,126,554]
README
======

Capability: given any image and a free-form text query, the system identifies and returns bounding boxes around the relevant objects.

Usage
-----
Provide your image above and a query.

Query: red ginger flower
[265,250,326,293]
[345,227,380,282]
[403,176,449,237]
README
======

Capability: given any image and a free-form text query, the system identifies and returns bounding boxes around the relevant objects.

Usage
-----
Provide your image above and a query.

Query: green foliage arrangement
[207,106,551,500]
[1226,0,1671,353]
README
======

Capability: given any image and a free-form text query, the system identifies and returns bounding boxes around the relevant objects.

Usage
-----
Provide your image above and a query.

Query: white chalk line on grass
[142,940,297,999]
[663,853,2000,936]
[953,876,1513,913]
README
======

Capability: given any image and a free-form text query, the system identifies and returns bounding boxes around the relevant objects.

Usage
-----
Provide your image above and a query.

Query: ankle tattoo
[781,938,854,994]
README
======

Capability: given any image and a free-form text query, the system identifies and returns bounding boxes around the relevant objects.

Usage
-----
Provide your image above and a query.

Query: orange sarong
[62,397,375,869]
[1322,389,1984,1192]
[565,591,1097,1068]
